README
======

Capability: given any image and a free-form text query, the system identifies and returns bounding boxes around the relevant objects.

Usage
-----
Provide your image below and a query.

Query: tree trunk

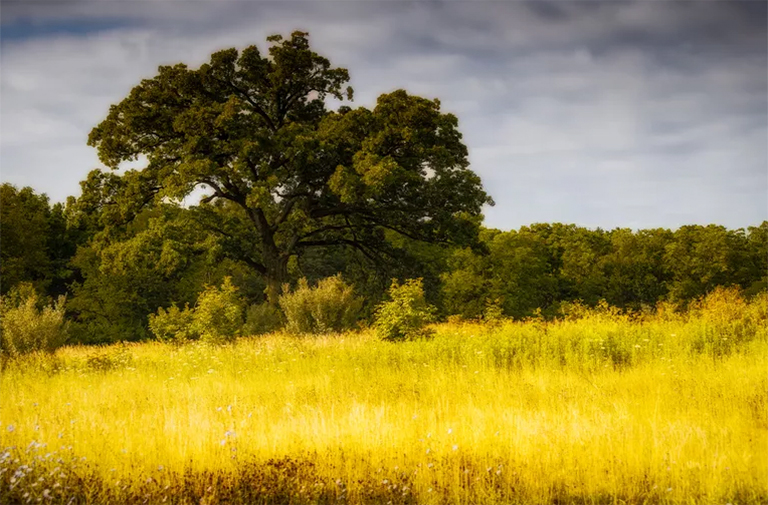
[264,256,289,307]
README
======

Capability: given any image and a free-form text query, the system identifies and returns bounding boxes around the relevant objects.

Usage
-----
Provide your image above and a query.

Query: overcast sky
[1,1,766,230]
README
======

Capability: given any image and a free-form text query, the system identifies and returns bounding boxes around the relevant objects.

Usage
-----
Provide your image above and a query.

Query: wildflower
[6,425,14,432]
[452,445,458,451]
[447,428,453,435]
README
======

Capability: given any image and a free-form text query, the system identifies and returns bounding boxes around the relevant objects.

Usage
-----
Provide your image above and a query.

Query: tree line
[2,181,765,345]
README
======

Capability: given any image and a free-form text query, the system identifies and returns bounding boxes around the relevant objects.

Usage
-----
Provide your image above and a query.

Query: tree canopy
[86,31,492,302]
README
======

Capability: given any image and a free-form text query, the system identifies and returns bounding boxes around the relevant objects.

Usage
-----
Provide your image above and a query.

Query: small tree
[191,277,244,343]
[148,277,244,343]
[374,278,436,341]
[0,283,68,358]
[279,275,362,334]
[148,303,196,342]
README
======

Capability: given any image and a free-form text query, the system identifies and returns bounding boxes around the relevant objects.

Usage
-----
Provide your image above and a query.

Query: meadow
[1,290,766,504]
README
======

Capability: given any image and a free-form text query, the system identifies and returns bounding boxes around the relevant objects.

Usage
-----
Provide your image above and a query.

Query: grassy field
[1,291,767,504]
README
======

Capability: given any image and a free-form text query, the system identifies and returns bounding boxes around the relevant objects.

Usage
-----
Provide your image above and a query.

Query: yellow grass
[2,293,767,504]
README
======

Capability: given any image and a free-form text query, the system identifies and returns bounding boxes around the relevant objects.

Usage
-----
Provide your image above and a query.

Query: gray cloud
[1,0,765,230]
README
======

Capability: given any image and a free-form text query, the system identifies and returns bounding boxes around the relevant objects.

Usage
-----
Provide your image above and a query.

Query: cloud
[0,1,765,230]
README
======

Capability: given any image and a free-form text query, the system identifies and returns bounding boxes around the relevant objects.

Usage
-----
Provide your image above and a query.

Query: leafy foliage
[0,184,79,298]
[190,278,245,343]
[279,275,362,334]
[148,303,196,342]
[374,278,436,341]
[0,283,68,358]
[243,302,284,335]
[147,278,245,343]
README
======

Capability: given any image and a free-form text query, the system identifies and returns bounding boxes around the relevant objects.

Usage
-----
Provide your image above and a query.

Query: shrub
[0,283,68,358]
[243,302,284,335]
[483,298,506,324]
[374,278,436,341]
[147,278,244,344]
[689,285,747,325]
[191,277,244,343]
[148,303,196,342]
[279,275,362,334]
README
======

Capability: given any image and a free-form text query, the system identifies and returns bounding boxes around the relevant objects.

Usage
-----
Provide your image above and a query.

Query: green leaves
[374,278,436,342]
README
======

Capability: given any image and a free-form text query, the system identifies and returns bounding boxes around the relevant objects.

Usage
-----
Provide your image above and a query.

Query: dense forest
[1,32,766,347]
[2,181,765,346]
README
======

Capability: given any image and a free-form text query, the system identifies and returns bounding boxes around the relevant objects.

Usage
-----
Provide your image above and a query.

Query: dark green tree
[664,225,748,303]
[0,184,79,297]
[744,222,768,296]
[442,227,559,319]
[65,203,264,344]
[600,228,672,309]
[0,184,51,294]
[86,31,492,304]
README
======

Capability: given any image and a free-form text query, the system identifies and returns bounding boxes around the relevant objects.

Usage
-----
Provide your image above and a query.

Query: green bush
[483,298,506,324]
[190,277,244,343]
[374,278,436,341]
[243,302,284,335]
[148,303,196,342]
[279,275,362,334]
[147,278,244,344]
[0,283,68,358]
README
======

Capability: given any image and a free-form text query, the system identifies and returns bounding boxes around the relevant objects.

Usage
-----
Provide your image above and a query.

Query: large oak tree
[86,31,492,303]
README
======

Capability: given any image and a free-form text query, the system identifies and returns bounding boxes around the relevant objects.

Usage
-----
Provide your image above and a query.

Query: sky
[1,1,766,231]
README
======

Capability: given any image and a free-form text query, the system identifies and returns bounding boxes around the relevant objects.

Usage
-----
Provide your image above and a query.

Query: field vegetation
[2,288,766,504]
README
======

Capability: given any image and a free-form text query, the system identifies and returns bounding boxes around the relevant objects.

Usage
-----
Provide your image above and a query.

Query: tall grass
[1,290,766,504]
